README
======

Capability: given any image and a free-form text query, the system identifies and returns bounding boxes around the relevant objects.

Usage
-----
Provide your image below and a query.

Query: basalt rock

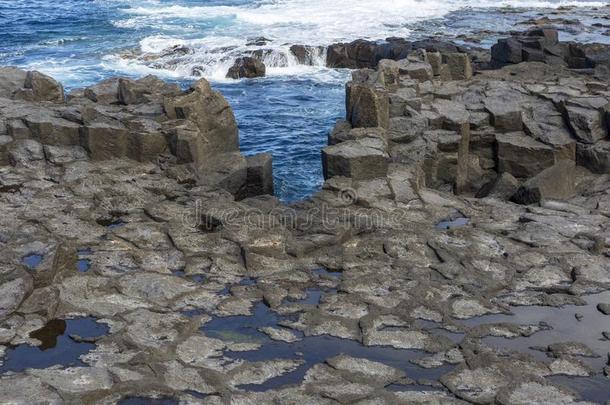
[290,45,326,65]
[1,38,610,404]
[0,68,64,103]
[346,75,389,129]
[226,57,266,79]
[491,27,610,71]
[511,160,576,204]
[0,68,268,200]
[326,38,412,69]
[322,137,389,180]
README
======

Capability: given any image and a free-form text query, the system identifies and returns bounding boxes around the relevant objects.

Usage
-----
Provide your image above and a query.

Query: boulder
[387,116,427,143]
[322,137,388,180]
[397,60,433,82]
[164,79,239,153]
[377,59,400,89]
[490,28,562,67]
[8,139,45,167]
[476,172,521,199]
[561,98,608,144]
[484,98,523,133]
[169,124,209,165]
[388,87,418,117]
[496,132,555,178]
[444,53,473,80]
[511,160,576,204]
[346,81,389,129]
[326,38,412,69]
[290,45,325,65]
[22,71,64,103]
[491,38,523,65]
[431,99,470,131]
[226,57,266,79]
[197,152,247,196]
[0,67,27,99]
[118,75,181,105]
[245,153,274,197]
[84,78,121,104]
[576,141,610,174]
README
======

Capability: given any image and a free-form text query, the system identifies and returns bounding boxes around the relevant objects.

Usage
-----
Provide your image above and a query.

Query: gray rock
[441,366,508,404]
[496,132,555,178]
[198,152,248,196]
[326,354,405,385]
[322,137,388,180]
[258,326,300,343]
[445,53,473,80]
[0,269,33,319]
[8,138,45,166]
[226,56,266,79]
[43,144,88,164]
[81,121,129,160]
[496,381,590,405]
[511,160,576,204]
[118,75,180,105]
[397,60,433,82]
[0,67,27,99]
[28,367,113,394]
[0,135,13,166]
[0,374,62,404]
[561,99,608,144]
[485,98,523,133]
[346,81,390,129]
[577,141,610,174]
[164,79,239,153]
[387,116,427,143]
[427,51,443,76]
[290,45,325,65]
[245,152,274,197]
[547,341,599,358]
[597,303,610,315]
[476,172,521,199]
[23,111,80,146]
[84,77,121,104]
[432,99,470,131]
[492,38,523,65]
[23,71,64,103]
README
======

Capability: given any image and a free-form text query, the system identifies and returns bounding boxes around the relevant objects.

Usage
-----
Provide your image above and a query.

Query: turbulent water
[1,0,608,201]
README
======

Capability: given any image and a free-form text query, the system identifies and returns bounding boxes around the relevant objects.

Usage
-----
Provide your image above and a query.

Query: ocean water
[1,0,608,201]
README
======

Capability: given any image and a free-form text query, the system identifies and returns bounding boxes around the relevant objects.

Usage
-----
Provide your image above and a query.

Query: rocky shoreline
[0,26,609,404]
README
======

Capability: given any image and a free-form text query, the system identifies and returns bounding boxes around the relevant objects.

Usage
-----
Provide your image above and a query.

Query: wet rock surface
[1,35,610,404]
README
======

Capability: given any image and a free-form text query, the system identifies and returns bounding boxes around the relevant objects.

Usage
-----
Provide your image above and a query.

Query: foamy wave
[119,0,607,45]
[107,0,607,81]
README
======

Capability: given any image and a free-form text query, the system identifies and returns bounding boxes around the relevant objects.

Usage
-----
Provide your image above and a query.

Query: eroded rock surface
[0,46,609,404]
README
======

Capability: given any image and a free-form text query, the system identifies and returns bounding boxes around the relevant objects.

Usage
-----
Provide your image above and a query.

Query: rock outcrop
[490,27,610,76]
[0,68,272,200]
[329,50,609,203]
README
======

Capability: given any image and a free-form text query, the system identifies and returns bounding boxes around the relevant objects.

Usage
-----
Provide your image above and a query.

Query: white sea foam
[106,0,608,81]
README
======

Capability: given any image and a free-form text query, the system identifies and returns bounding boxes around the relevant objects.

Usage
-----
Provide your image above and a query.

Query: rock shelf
[0,29,609,403]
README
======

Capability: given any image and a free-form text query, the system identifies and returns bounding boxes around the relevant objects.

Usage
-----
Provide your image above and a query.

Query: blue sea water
[0,0,607,201]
